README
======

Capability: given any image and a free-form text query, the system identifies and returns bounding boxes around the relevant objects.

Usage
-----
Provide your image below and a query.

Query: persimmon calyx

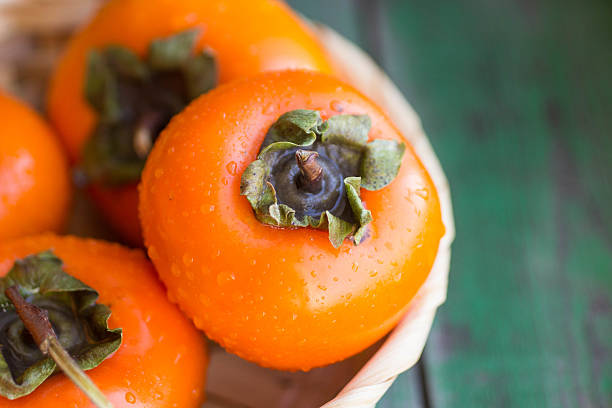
[82,29,218,185]
[240,109,405,248]
[0,251,122,399]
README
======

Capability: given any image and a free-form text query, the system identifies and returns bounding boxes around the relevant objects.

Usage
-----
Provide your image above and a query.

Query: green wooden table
[288,0,612,406]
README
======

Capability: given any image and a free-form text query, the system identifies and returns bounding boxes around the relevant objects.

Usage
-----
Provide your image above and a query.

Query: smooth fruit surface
[140,70,445,370]
[0,93,71,241]
[47,0,334,245]
[0,234,207,407]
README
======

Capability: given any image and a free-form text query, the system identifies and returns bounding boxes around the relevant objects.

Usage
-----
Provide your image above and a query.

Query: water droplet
[125,392,136,404]
[352,262,359,272]
[217,271,236,286]
[154,392,164,400]
[209,205,216,212]
[226,161,238,175]
[330,100,344,112]
[182,253,193,266]
[292,313,298,321]
[310,270,317,278]
[369,270,378,277]
[333,276,339,282]
[317,284,327,291]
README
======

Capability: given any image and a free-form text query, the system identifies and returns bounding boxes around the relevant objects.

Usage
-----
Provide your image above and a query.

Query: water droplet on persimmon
[226,161,238,175]
[125,392,136,404]
[217,271,235,286]
[330,100,344,112]
[182,253,193,266]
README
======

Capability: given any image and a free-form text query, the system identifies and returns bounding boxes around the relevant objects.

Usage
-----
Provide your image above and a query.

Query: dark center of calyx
[82,29,217,185]
[240,109,406,248]
[0,251,122,400]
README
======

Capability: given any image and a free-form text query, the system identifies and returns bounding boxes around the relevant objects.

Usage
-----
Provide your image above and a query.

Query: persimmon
[0,93,71,241]
[0,234,207,407]
[47,0,334,246]
[139,70,445,370]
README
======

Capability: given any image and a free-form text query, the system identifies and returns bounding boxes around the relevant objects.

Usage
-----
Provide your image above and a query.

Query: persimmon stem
[5,286,113,408]
[134,111,162,159]
[295,149,323,193]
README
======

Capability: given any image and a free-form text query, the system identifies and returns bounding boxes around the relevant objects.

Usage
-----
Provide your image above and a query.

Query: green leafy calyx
[240,109,405,248]
[0,251,122,399]
[82,29,218,185]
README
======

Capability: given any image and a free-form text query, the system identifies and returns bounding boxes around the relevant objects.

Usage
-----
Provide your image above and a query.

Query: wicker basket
[0,1,455,407]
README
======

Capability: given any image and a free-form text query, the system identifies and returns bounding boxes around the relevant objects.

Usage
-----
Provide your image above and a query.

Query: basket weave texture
[0,2,454,407]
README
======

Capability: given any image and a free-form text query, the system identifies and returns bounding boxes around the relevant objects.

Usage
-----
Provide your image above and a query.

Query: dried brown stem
[134,111,162,158]
[296,149,323,193]
[5,286,113,408]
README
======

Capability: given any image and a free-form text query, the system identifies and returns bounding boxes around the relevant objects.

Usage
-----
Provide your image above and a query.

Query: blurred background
[287,0,611,407]
[0,0,610,407]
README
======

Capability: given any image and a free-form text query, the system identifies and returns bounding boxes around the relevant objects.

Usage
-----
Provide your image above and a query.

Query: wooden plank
[377,0,612,406]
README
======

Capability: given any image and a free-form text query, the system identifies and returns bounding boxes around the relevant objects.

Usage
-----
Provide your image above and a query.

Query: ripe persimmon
[139,70,445,370]
[47,0,334,246]
[0,92,71,241]
[0,234,207,407]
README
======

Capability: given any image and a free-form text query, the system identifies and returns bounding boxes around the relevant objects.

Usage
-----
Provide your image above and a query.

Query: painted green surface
[290,0,612,406]
[377,0,612,406]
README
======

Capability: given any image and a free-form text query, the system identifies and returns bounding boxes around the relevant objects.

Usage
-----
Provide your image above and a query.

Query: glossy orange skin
[0,234,207,407]
[0,93,71,241]
[140,71,445,370]
[47,0,334,246]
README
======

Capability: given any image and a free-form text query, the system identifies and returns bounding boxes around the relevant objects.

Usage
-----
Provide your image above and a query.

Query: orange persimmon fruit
[139,70,445,371]
[47,0,334,246]
[0,234,207,407]
[0,92,71,241]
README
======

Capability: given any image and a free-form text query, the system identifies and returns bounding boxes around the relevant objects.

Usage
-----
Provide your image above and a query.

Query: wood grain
[375,0,612,406]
